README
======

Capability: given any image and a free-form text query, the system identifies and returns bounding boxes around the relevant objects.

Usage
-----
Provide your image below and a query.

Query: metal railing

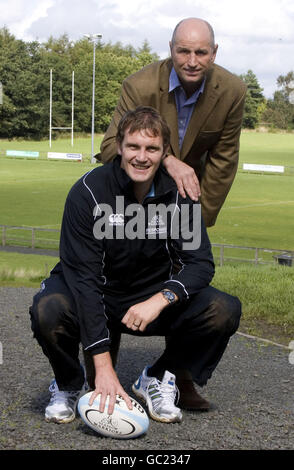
[212,243,294,267]
[0,225,60,250]
[0,224,293,266]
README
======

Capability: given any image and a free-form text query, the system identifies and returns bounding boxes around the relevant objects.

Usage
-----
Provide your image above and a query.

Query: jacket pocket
[197,129,223,144]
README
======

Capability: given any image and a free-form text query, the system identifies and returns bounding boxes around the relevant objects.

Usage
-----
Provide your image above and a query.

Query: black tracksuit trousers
[29,272,241,391]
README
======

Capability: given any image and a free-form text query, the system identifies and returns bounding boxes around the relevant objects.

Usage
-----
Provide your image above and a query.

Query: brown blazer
[100,59,247,227]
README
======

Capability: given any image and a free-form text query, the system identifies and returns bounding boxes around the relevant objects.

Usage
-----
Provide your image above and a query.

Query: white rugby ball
[78,392,149,439]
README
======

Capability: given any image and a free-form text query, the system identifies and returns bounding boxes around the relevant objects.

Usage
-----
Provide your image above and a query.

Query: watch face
[162,290,175,304]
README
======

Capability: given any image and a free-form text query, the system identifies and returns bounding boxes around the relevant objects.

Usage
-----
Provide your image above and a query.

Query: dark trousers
[29,273,242,391]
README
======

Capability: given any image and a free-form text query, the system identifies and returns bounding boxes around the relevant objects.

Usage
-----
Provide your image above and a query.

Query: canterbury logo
[109,213,124,225]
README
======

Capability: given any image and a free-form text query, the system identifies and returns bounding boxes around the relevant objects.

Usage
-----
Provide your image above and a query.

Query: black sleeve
[59,187,110,356]
[164,198,215,301]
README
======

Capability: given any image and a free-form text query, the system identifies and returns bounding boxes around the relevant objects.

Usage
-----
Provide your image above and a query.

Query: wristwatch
[161,289,177,305]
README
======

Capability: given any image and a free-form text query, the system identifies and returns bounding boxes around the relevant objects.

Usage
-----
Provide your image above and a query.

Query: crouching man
[29,106,241,424]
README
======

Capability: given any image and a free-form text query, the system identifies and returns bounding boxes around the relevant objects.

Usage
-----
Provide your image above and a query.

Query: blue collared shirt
[169,67,205,149]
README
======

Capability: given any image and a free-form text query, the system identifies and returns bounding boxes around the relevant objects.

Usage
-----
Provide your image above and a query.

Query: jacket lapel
[159,60,181,159]
[181,67,220,159]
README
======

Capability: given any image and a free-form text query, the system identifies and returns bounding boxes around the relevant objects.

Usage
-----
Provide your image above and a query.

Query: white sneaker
[45,379,87,424]
[132,367,182,423]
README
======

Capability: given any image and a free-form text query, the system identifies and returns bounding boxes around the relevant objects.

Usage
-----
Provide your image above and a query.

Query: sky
[1,0,294,98]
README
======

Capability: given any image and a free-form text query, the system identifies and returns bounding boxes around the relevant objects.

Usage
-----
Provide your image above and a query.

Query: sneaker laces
[48,382,80,408]
[147,378,179,413]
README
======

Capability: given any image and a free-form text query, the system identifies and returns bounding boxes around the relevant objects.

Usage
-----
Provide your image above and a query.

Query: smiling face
[118,128,165,198]
[170,18,218,96]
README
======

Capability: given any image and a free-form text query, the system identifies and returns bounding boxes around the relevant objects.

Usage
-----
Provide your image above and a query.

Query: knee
[29,293,70,341]
[209,292,242,336]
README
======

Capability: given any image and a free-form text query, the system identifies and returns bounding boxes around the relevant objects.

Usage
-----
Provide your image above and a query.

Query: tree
[262,71,294,130]
[0,27,45,139]
[0,28,159,138]
[277,71,294,98]
[240,70,265,129]
[77,40,159,133]
[136,39,159,67]
[40,38,74,137]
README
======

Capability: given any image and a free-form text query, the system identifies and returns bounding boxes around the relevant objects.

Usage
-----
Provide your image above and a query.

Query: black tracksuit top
[51,156,215,355]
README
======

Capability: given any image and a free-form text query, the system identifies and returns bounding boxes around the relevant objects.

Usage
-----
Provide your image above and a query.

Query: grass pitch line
[224,200,294,210]
[237,331,291,350]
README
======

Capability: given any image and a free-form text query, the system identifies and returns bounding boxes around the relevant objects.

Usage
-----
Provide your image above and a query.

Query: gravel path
[0,286,293,451]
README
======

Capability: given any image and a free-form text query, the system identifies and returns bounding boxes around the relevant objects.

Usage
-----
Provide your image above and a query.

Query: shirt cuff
[85,343,110,356]
[163,280,188,303]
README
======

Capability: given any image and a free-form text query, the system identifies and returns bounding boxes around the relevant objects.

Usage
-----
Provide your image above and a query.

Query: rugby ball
[78,392,149,439]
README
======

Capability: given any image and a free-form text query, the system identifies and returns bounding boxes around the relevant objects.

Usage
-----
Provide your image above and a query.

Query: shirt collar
[169,66,182,93]
[169,66,206,102]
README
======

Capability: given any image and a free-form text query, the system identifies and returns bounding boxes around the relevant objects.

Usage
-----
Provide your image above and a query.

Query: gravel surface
[0,286,293,451]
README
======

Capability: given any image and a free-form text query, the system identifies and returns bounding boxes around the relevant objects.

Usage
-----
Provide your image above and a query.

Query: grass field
[0,251,59,285]
[1,131,294,252]
[1,131,294,345]
[239,131,294,167]
[209,172,294,251]
[1,130,294,165]
[0,134,104,161]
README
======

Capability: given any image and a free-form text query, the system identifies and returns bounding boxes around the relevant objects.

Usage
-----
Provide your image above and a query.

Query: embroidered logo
[109,213,124,226]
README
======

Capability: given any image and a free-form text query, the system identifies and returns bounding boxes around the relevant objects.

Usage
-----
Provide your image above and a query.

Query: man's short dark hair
[116,106,170,152]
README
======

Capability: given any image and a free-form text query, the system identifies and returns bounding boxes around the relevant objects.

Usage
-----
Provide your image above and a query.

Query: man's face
[118,128,165,186]
[170,22,218,94]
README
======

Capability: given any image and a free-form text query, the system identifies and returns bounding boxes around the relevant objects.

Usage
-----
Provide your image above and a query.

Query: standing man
[100,17,247,229]
[30,107,241,425]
